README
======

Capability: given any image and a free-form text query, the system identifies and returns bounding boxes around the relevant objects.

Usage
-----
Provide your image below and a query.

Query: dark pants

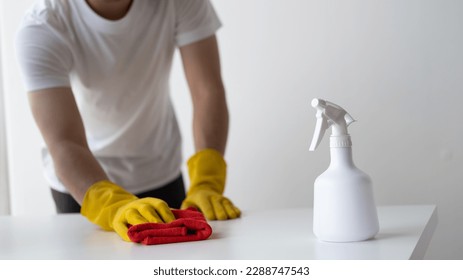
[50,174,186,214]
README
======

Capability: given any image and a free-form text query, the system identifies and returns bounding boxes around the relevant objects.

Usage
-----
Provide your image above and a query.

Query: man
[15,0,240,242]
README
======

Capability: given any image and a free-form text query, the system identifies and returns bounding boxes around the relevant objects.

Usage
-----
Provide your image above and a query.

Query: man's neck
[85,0,133,20]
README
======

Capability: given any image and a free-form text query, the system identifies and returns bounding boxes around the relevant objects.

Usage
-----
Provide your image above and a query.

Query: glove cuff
[187,148,226,195]
[81,180,137,230]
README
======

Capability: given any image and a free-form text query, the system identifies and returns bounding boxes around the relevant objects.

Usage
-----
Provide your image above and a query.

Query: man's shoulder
[20,0,72,30]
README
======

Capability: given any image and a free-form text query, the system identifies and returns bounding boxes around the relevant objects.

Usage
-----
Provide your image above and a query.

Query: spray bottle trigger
[309,111,329,151]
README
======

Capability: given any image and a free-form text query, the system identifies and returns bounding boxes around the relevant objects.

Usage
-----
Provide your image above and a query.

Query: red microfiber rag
[127,208,212,245]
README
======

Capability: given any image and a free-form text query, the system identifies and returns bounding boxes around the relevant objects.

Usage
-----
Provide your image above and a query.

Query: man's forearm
[49,141,108,204]
[192,87,229,155]
[27,87,109,205]
[179,36,228,155]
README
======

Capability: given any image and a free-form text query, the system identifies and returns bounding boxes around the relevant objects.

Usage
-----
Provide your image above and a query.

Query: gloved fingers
[197,197,216,220]
[211,195,227,220]
[182,198,215,220]
[137,204,164,223]
[222,199,241,219]
[154,205,176,223]
[112,219,131,242]
[139,198,175,223]
[125,207,150,225]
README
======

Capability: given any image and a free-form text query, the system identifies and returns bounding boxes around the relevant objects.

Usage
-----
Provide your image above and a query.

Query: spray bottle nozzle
[309,98,355,151]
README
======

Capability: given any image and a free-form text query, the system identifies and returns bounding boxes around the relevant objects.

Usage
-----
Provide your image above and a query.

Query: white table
[0,205,437,260]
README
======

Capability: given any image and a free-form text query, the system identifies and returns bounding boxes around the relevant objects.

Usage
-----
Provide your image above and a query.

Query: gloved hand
[81,180,175,241]
[181,149,241,220]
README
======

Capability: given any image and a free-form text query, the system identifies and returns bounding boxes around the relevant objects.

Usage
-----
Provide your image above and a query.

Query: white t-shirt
[15,0,221,193]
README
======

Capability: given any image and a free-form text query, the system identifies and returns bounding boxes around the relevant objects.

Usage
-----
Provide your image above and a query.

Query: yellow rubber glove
[81,180,175,241]
[181,149,241,220]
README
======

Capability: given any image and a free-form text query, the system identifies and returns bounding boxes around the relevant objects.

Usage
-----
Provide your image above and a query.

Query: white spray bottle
[309,98,379,242]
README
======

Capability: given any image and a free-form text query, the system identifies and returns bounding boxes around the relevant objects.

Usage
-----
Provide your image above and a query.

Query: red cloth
[127,208,212,245]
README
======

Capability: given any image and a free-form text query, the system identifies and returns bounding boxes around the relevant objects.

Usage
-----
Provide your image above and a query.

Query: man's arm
[179,35,228,154]
[179,35,240,220]
[28,87,176,239]
[28,87,108,204]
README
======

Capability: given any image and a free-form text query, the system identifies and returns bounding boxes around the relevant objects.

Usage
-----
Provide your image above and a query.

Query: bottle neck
[330,136,355,167]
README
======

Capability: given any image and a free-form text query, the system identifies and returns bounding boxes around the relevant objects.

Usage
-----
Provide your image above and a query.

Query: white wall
[1,0,462,259]
[1,0,55,216]
[0,0,11,215]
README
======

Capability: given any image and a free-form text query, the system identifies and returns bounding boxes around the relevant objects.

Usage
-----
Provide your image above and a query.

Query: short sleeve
[15,24,72,92]
[174,0,222,47]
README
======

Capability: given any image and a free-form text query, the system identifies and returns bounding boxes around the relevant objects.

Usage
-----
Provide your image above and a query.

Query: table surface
[0,205,437,260]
